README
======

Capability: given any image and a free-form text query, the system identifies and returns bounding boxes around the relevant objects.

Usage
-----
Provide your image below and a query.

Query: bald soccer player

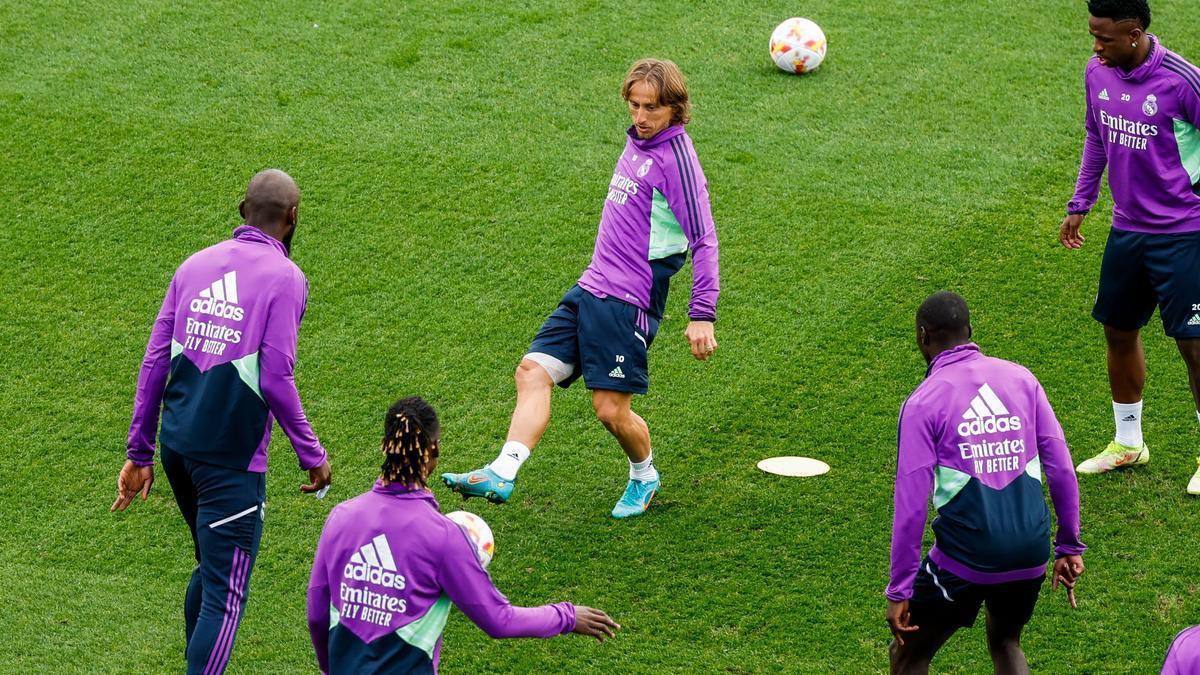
[112,169,332,674]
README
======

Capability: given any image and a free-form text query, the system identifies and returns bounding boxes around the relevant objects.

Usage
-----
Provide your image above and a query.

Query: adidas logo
[1189,313,1200,326]
[609,366,625,379]
[343,534,407,590]
[1099,88,1110,101]
[957,383,1023,436]
[1121,414,1138,422]
[189,271,245,321]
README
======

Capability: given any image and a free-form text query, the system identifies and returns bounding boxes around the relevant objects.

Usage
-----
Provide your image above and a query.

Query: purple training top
[888,344,1085,601]
[307,481,575,674]
[578,124,720,321]
[1069,36,1200,233]
[1164,625,1200,674]
[126,225,326,472]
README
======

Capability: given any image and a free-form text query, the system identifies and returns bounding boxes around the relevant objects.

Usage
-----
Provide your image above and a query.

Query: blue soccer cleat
[611,477,660,519]
[440,466,515,504]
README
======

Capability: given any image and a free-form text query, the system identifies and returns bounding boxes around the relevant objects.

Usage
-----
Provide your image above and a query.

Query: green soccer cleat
[1188,458,1200,496]
[611,477,660,519]
[440,466,515,504]
[1075,441,1149,475]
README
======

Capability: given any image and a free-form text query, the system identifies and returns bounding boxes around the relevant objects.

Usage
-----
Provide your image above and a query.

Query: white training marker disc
[757,456,830,477]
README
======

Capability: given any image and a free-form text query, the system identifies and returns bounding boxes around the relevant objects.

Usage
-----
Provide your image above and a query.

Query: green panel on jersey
[932,465,972,510]
[171,339,184,359]
[1174,118,1200,185]
[329,603,341,629]
[1024,455,1042,483]
[649,189,688,260]
[395,594,452,661]
[231,351,263,401]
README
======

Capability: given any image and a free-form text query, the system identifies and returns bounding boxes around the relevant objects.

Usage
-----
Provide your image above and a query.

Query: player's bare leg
[889,624,957,675]
[591,390,649,463]
[1079,326,1152,473]
[1175,339,1200,493]
[592,389,658,518]
[984,612,1030,675]
[440,359,554,504]
[507,359,555,449]
[1105,325,1146,403]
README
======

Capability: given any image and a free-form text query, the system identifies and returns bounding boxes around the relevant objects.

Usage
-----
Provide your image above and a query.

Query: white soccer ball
[769,18,827,74]
[446,510,495,569]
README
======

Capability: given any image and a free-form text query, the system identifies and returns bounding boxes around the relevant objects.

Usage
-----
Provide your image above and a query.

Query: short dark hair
[917,291,971,341]
[380,397,440,488]
[1088,0,1151,30]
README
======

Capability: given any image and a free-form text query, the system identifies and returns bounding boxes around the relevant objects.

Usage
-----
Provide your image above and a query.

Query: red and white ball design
[770,18,827,74]
[446,510,495,569]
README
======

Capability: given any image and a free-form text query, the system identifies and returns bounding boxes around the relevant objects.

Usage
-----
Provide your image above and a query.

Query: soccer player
[441,58,720,518]
[1163,625,1200,673]
[307,396,619,674]
[111,169,332,674]
[1061,0,1200,492]
[887,292,1086,674]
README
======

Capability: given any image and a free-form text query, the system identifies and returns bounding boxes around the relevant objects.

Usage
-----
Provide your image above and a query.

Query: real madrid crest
[1143,94,1158,116]
[637,158,654,177]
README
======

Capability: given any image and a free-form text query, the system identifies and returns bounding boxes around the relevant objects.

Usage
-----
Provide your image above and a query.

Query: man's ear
[288,205,298,228]
[238,200,246,220]
[919,325,929,345]
[967,324,973,340]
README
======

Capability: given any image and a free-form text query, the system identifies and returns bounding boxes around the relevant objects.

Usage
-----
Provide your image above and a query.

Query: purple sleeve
[307,522,332,675]
[1067,68,1107,215]
[125,279,177,466]
[1033,384,1086,557]
[1175,76,1200,132]
[886,399,936,601]
[259,270,327,470]
[437,526,576,639]
[662,142,720,322]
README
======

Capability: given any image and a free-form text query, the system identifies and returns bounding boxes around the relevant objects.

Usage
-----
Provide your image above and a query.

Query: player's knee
[515,359,552,390]
[1104,325,1141,351]
[592,397,628,429]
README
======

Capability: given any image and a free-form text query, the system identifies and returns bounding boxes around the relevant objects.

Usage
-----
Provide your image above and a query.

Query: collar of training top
[372,479,439,504]
[1115,34,1163,83]
[926,342,981,377]
[233,224,289,258]
[626,123,686,149]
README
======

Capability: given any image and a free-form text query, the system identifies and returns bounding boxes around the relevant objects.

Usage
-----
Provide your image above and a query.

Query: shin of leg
[1176,339,1200,410]
[591,390,649,462]
[1104,325,1146,403]
[985,612,1029,675]
[508,359,555,449]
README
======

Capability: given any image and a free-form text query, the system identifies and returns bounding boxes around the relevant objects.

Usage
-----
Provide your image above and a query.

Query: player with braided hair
[308,397,618,674]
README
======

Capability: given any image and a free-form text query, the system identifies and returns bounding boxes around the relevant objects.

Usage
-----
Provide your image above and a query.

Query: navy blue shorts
[907,557,1044,630]
[1094,229,1200,338]
[529,285,660,395]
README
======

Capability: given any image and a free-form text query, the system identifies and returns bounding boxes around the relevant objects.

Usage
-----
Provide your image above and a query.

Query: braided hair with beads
[380,397,441,488]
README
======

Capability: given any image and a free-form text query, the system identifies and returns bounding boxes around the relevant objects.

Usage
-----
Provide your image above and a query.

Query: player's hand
[301,459,332,494]
[572,606,620,642]
[886,599,919,645]
[110,459,154,512]
[1060,213,1086,249]
[684,320,717,361]
[1052,555,1084,609]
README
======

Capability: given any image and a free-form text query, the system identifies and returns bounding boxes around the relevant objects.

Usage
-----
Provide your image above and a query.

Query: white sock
[629,451,659,482]
[1113,400,1144,447]
[490,441,530,481]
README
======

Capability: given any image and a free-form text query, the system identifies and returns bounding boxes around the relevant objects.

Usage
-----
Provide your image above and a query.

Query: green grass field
[3,0,1200,671]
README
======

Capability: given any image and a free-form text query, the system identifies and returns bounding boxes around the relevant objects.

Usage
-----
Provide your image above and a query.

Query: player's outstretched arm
[438,530,577,639]
[571,606,620,642]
